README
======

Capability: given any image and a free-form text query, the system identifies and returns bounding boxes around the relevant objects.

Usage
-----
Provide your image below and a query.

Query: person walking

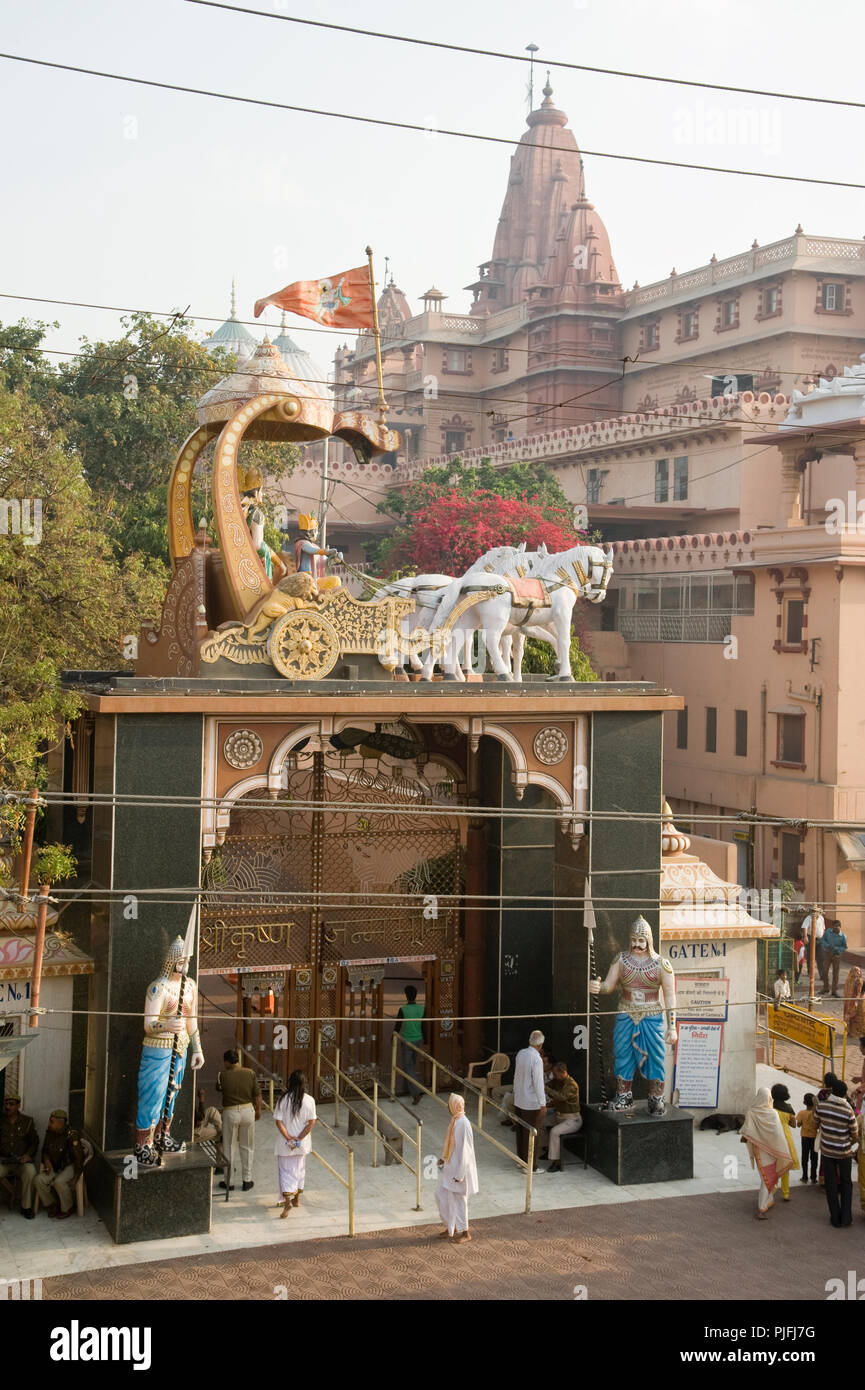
[394,985,425,1105]
[770,1083,799,1200]
[217,1049,261,1192]
[821,921,848,998]
[543,1062,582,1173]
[795,1093,819,1183]
[33,1109,84,1219]
[815,1078,858,1228]
[274,1070,316,1218]
[740,1087,796,1220]
[434,1093,478,1244]
[513,1030,547,1170]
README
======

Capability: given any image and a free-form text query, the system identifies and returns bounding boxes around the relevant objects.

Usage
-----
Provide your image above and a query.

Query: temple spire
[230,275,237,319]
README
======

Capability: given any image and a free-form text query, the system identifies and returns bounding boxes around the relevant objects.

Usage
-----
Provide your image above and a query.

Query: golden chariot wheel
[267,608,340,680]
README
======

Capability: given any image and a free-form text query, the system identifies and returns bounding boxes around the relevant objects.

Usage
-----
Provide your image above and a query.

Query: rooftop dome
[196,338,331,436]
[204,279,258,360]
[272,312,332,404]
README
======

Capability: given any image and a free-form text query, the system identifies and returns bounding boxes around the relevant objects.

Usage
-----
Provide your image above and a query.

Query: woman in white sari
[274,1070,316,1218]
[740,1087,795,1220]
[435,1093,479,1243]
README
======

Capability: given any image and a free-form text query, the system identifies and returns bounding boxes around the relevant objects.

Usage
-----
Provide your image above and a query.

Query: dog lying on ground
[699,1113,744,1133]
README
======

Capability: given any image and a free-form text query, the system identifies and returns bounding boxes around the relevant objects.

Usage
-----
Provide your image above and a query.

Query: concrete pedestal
[583,1103,693,1185]
[86,1144,215,1244]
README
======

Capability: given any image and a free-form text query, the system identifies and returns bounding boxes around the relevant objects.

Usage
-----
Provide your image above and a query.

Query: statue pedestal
[86,1144,215,1244]
[581,1103,693,1185]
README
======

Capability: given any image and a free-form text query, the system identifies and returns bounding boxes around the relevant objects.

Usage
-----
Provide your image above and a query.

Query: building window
[785,598,805,645]
[444,348,469,373]
[444,431,466,455]
[587,468,601,504]
[780,831,802,883]
[717,297,739,331]
[777,713,805,766]
[821,283,842,312]
[676,707,688,749]
[642,321,660,351]
[735,709,748,757]
[705,706,717,753]
[763,286,780,316]
[492,347,509,372]
[673,456,689,500]
[681,310,698,340]
[655,458,669,502]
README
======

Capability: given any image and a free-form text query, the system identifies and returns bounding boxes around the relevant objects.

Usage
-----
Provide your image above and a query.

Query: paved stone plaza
[0,1064,844,1290]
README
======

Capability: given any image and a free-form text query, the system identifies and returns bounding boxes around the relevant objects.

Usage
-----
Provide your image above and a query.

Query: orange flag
[254,266,374,328]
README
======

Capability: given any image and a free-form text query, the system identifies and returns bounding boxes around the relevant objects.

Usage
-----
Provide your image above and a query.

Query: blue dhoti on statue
[136,1045,187,1131]
[613,1012,666,1083]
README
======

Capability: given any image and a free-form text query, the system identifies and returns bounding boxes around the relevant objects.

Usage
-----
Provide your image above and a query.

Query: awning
[836,831,865,872]
[0,931,94,983]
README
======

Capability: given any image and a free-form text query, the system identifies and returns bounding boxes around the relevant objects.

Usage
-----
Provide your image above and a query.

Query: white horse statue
[427,543,613,682]
[379,544,540,679]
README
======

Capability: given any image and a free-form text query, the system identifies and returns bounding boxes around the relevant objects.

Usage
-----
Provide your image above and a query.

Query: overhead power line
[186,2,865,114]
[0,52,861,190]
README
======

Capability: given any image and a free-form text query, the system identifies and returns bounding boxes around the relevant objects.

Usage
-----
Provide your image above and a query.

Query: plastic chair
[462,1052,510,1097]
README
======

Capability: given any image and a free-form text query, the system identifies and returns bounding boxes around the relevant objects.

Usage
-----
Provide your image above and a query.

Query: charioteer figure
[134,935,204,1167]
[589,915,677,1115]
[293,512,343,592]
[239,466,287,582]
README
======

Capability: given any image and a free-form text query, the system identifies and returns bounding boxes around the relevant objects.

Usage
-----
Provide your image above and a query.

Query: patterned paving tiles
[43,1187,865,1303]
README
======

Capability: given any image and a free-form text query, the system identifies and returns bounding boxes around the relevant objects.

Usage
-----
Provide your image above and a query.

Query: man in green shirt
[394,986,425,1105]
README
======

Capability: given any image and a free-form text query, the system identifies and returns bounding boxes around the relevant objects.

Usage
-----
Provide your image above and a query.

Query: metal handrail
[390,1034,536,1212]
[307,1112,355,1237]
[316,1037,423,1212]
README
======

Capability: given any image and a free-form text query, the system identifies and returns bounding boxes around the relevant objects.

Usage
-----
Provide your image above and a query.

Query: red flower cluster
[384,491,584,575]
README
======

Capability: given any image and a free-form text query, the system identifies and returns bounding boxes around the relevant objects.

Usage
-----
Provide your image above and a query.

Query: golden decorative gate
[201,750,463,1094]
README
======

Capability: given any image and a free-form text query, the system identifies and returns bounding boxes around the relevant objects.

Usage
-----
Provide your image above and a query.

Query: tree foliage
[369,459,582,575]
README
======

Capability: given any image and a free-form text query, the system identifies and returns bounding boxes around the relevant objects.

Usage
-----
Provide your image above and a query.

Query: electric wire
[0,52,860,191]
[185,2,865,115]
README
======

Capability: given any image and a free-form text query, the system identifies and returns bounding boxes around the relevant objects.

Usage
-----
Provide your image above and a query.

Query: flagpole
[365,245,388,427]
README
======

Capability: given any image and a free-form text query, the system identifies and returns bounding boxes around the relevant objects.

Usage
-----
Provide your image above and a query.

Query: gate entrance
[200,742,464,1095]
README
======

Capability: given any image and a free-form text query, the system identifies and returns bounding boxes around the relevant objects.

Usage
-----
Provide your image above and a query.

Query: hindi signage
[675,974,729,1022]
[768,1004,834,1061]
[674,1022,724,1108]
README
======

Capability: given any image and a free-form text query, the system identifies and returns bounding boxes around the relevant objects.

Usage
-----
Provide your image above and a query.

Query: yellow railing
[307,1111,355,1238]
[315,1038,424,1212]
[389,1034,537,1213]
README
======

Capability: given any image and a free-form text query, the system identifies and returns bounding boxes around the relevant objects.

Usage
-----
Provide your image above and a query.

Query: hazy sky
[2,0,864,374]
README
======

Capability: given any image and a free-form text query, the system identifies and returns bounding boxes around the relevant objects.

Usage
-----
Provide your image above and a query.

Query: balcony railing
[619,612,739,643]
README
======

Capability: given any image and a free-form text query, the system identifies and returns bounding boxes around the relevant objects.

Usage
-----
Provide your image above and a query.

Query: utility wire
[0,52,861,190]
[185,2,865,114]
[1,290,851,377]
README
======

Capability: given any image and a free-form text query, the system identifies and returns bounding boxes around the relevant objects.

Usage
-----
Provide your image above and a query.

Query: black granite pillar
[89,713,204,1153]
[587,711,662,1106]
[481,739,556,1060]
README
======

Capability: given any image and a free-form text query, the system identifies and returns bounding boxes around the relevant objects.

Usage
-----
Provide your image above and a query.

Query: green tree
[55,313,300,566]
[0,380,163,834]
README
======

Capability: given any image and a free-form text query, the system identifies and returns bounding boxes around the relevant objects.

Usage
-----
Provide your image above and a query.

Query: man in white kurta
[435,1094,479,1243]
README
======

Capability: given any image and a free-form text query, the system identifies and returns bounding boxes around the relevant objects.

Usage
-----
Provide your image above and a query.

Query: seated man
[543,1062,582,1174]
[0,1092,39,1219]
[33,1108,85,1219]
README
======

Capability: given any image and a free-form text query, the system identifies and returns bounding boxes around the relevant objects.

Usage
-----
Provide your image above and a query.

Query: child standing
[796,1093,818,1182]
[771,1082,800,1200]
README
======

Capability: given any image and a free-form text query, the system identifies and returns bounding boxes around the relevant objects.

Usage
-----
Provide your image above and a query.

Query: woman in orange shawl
[741,1087,796,1219]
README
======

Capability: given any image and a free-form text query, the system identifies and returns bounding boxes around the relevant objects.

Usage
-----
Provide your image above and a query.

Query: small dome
[273,313,332,403]
[196,340,331,434]
[204,279,258,360]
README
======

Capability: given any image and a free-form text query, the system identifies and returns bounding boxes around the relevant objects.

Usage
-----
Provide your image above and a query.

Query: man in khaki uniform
[217,1049,261,1192]
[33,1109,85,1219]
[0,1093,39,1218]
